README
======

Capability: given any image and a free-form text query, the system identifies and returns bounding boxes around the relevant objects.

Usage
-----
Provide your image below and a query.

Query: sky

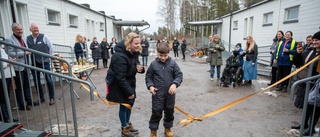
[71,0,162,34]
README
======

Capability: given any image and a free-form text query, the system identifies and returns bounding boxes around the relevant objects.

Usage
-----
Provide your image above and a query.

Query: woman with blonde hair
[241,36,258,86]
[106,32,145,137]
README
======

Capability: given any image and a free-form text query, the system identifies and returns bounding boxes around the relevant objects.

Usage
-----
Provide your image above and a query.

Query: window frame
[283,5,299,24]
[262,12,273,26]
[233,20,238,30]
[99,22,104,31]
[68,14,78,28]
[46,8,61,26]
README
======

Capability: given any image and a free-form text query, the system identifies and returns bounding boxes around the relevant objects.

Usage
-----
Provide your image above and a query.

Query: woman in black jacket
[110,37,117,55]
[100,38,110,68]
[90,37,100,69]
[107,32,145,137]
[291,31,320,136]
[181,38,187,60]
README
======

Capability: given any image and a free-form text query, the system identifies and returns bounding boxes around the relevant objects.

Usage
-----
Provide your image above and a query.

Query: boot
[165,128,173,137]
[128,122,139,134]
[121,125,135,137]
[303,127,316,136]
[150,130,157,137]
[281,86,287,92]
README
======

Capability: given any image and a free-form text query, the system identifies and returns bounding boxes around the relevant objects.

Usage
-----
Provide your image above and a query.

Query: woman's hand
[168,84,177,95]
[273,59,277,64]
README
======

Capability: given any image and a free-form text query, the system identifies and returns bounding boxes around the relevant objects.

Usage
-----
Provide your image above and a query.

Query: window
[284,6,299,24]
[47,9,60,25]
[69,14,78,28]
[100,22,104,31]
[233,20,238,30]
[263,12,273,26]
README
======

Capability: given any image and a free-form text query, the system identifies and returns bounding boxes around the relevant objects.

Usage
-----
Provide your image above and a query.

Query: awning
[186,20,222,26]
[113,20,149,26]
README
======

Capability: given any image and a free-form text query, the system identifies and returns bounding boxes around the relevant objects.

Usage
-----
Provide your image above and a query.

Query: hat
[313,31,320,40]
[236,43,242,47]
[232,50,239,56]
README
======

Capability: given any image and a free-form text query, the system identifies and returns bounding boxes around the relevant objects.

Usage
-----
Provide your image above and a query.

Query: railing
[0,39,95,137]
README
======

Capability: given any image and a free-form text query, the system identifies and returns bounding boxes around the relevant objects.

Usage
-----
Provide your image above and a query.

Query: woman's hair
[157,42,170,54]
[245,36,255,52]
[213,34,220,39]
[274,30,284,41]
[75,34,82,43]
[286,31,293,37]
[124,32,140,53]
[111,37,116,42]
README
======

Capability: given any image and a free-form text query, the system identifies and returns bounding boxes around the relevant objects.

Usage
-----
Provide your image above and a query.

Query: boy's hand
[150,86,157,95]
[168,84,177,95]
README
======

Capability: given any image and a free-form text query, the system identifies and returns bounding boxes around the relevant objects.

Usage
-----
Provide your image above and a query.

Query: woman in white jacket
[0,46,16,122]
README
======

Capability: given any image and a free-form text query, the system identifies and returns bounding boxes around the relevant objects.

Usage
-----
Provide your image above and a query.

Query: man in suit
[6,23,32,111]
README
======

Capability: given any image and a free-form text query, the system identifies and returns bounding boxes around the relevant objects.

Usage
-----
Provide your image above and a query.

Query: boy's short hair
[157,42,170,54]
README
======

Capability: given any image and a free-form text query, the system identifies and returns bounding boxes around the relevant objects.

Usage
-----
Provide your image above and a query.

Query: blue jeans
[210,65,221,78]
[119,104,133,127]
[142,55,148,66]
[31,63,55,100]
[93,59,99,68]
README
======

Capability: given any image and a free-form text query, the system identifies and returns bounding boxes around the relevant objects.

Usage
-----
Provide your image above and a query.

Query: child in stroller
[220,50,243,87]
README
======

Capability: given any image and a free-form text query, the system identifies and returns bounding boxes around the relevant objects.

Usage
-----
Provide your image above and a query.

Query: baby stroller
[220,51,244,87]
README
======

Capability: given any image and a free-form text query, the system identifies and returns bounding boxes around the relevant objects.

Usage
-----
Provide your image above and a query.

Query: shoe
[241,80,249,86]
[303,128,316,136]
[19,106,31,111]
[128,122,138,134]
[165,128,173,137]
[291,124,308,129]
[121,125,135,137]
[49,99,55,106]
[150,130,157,137]
[210,78,214,81]
[177,57,179,59]
[267,83,272,86]
[33,99,45,106]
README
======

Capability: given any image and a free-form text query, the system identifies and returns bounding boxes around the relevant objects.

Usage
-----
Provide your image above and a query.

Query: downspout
[104,15,107,38]
[9,0,16,22]
[228,12,232,52]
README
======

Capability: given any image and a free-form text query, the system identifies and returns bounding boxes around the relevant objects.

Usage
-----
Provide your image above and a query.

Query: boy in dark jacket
[145,42,183,137]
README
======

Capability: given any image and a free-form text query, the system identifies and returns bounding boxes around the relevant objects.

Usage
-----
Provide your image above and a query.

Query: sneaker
[49,99,55,106]
[210,78,214,81]
[177,57,179,59]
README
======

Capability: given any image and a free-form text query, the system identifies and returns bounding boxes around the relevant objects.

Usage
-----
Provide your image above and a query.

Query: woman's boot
[128,122,139,134]
[121,125,135,137]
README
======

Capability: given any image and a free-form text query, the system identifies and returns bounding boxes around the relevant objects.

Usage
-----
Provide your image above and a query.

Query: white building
[0,0,149,46]
[217,0,320,47]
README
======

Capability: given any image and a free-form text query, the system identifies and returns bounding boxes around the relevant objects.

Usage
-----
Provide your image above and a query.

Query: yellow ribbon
[71,73,132,110]
[175,56,320,127]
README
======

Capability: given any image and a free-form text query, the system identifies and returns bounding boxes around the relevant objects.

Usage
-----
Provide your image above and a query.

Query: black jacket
[181,40,187,50]
[145,57,183,92]
[90,41,100,59]
[243,44,258,63]
[293,48,318,76]
[107,40,144,104]
[172,40,180,49]
[100,41,110,59]
[140,40,149,56]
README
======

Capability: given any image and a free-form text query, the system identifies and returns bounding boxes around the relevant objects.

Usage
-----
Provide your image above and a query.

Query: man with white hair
[27,23,55,106]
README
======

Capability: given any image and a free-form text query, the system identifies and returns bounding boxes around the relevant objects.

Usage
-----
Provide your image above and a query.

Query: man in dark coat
[140,35,149,66]
[100,38,110,68]
[172,37,180,59]
[181,38,187,60]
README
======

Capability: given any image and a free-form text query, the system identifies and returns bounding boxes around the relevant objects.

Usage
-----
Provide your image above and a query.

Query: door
[14,2,29,38]
[0,0,13,38]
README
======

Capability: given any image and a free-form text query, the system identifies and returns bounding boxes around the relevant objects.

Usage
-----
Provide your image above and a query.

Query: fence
[0,39,95,137]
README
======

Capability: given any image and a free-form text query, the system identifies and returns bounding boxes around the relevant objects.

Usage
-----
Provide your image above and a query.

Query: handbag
[308,80,320,107]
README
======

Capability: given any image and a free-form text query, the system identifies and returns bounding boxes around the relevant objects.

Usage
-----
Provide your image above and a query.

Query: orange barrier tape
[175,56,320,127]
[71,73,132,110]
